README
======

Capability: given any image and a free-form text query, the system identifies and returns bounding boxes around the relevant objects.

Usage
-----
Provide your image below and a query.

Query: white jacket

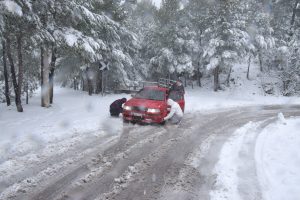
[164,99,183,121]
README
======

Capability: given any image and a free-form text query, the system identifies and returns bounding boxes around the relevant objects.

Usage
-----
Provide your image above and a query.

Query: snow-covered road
[1,104,299,200]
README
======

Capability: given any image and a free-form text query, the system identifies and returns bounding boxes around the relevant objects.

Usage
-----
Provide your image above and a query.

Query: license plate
[132,112,143,117]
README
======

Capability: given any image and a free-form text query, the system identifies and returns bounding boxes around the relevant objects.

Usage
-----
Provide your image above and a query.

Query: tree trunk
[96,68,102,94]
[214,65,220,92]
[197,64,202,87]
[82,72,86,92]
[291,0,300,27]
[2,40,11,106]
[73,78,76,90]
[247,55,252,80]
[41,46,51,107]
[288,0,300,40]
[26,81,29,104]
[101,71,104,96]
[40,47,44,106]
[258,51,263,72]
[6,37,23,112]
[226,66,232,86]
[49,46,56,104]
[16,35,24,112]
[86,67,93,96]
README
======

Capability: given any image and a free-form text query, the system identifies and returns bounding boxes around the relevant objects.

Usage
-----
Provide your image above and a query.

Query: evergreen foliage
[0,0,300,109]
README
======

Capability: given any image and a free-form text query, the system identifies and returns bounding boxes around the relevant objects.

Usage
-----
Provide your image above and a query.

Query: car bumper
[123,111,164,124]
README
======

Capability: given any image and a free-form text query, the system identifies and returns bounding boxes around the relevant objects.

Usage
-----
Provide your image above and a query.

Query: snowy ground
[210,114,300,200]
[0,88,130,163]
[187,62,299,112]
[1,82,298,163]
[0,63,300,199]
[256,116,300,200]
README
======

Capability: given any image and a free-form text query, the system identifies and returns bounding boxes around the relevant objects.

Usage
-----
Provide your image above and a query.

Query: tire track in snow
[28,125,166,200]
[110,110,245,200]
[0,131,114,193]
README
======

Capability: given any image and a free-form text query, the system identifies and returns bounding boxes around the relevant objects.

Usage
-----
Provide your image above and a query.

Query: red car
[122,85,185,124]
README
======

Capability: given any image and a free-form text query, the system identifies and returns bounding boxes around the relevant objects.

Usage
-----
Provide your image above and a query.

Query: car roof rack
[139,78,177,89]
[158,78,177,89]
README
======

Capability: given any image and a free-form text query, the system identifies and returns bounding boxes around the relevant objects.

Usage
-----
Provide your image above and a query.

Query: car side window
[168,91,182,101]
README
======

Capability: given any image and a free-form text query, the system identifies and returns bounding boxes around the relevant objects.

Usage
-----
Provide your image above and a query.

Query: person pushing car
[163,99,183,124]
[110,98,127,117]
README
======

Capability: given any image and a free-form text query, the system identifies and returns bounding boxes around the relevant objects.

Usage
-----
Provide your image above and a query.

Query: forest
[0,0,299,112]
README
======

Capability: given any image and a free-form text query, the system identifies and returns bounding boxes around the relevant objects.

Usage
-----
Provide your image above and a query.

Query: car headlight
[147,108,160,113]
[123,105,132,111]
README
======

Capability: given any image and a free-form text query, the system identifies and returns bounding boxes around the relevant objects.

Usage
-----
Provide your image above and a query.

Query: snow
[256,116,300,200]
[186,63,300,113]
[222,50,237,59]
[210,122,261,200]
[1,0,23,16]
[210,113,300,200]
[255,35,268,49]
[79,5,96,22]
[152,0,161,8]
[278,46,289,55]
[0,87,130,163]
[206,57,219,70]
[1,63,299,161]
[54,28,106,61]
[185,88,299,113]
[0,62,300,198]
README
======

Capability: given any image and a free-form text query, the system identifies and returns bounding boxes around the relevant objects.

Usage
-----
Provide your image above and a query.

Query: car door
[168,91,185,112]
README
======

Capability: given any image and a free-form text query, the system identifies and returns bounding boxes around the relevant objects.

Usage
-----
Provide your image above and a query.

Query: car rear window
[135,89,165,101]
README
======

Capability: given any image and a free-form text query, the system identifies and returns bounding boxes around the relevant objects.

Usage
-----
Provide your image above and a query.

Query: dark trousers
[110,108,122,116]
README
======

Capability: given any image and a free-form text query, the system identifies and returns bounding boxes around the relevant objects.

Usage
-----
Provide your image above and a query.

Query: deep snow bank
[210,122,261,200]
[256,116,300,200]
[210,114,300,200]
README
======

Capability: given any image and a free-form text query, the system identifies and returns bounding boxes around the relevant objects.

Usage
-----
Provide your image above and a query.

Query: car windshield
[135,89,165,101]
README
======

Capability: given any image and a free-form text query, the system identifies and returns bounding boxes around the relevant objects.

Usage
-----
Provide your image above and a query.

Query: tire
[159,120,166,125]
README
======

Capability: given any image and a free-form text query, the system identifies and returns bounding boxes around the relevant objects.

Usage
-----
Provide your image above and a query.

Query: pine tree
[148,0,197,80]
[202,0,251,91]
[185,0,215,86]
[0,0,35,112]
